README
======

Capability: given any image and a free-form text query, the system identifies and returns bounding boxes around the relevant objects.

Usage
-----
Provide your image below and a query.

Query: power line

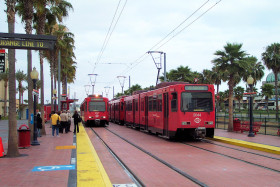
[149,0,210,52]
[104,0,222,92]
[121,0,222,76]
[94,0,122,67]
[92,0,128,73]
[154,0,222,51]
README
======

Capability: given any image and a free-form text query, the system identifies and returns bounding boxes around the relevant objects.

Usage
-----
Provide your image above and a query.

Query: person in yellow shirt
[50,111,61,137]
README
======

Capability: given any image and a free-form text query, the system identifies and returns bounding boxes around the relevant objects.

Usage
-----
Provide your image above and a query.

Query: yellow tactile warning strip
[55,145,76,150]
[211,136,280,155]
[76,125,112,187]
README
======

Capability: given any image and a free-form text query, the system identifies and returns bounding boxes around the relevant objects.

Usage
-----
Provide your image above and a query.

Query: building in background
[0,49,8,118]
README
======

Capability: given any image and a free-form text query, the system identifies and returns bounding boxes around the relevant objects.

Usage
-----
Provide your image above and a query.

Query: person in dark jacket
[72,111,80,134]
[37,113,43,137]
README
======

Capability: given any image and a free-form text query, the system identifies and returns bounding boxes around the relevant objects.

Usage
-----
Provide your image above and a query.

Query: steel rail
[105,128,208,187]
[90,127,145,187]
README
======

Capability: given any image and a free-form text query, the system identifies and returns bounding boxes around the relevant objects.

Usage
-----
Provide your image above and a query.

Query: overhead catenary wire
[92,0,128,73]
[98,0,222,95]
[119,0,222,77]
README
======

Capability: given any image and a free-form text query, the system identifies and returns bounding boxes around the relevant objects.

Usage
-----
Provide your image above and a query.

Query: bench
[240,121,261,135]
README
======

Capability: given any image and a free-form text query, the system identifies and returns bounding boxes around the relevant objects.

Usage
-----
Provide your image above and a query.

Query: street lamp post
[117,76,126,94]
[104,86,111,97]
[247,75,255,137]
[53,89,57,112]
[30,67,40,146]
[88,74,98,95]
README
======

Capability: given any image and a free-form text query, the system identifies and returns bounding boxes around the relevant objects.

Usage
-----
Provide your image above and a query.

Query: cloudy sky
[0,0,279,103]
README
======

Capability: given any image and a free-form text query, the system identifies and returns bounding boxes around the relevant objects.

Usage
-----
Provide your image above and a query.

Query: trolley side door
[145,96,148,131]
[163,93,169,137]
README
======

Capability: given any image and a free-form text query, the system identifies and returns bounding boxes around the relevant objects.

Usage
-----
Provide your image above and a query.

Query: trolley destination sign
[0,32,56,50]
[0,39,54,50]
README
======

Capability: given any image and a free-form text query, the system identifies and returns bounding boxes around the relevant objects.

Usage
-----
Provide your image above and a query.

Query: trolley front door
[163,93,169,137]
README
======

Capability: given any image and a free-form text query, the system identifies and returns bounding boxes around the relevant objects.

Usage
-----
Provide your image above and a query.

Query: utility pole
[88,74,98,95]
[117,76,126,94]
[147,51,166,84]
[84,85,91,97]
[58,50,61,111]
[104,86,111,98]
[129,76,131,90]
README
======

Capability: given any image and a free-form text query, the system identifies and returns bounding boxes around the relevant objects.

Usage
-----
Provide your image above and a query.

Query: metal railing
[215,111,280,136]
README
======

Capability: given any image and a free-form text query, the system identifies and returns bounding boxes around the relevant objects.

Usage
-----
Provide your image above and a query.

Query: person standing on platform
[50,111,61,137]
[60,111,68,133]
[67,110,71,132]
[72,111,80,134]
[37,113,42,137]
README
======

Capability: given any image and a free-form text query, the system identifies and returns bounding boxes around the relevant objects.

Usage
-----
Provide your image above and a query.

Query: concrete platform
[214,129,280,154]
[0,120,279,186]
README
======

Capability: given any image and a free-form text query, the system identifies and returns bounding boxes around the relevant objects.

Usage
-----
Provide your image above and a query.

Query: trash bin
[18,124,31,148]
[233,118,241,132]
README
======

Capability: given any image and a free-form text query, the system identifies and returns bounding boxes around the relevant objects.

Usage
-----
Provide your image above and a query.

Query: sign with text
[0,50,5,73]
[33,89,39,96]
[0,39,55,50]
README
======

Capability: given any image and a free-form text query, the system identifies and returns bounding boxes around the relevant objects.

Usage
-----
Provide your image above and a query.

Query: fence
[215,111,280,136]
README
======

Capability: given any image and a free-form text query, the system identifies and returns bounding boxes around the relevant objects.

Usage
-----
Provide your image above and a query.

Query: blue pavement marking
[32,165,75,172]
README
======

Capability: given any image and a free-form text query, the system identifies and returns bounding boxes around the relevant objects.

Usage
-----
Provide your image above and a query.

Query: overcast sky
[0,0,280,103]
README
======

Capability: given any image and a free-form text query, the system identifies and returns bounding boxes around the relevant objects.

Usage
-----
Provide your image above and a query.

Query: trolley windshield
[89,101,106,111]
[181,92,213,112]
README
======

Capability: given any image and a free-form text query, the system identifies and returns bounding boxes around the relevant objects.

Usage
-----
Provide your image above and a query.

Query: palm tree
[124,84,142,95]
[0,68,9,117]
[33,0,73,135]
[15,70,27,119]
[33,0,48,136]
[16,0,35,141]
[5,0,20,157]
[209,66,222,112]
[234,86,245,112]
[262,43,280,120]
[202,69,213,84]
[261,84,274,112]
[161,65,193,83]
[212,43,250,131]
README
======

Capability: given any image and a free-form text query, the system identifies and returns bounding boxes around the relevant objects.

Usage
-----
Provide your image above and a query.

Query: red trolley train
[109,96,126,125]
[110,83,215,139]
[80,94,109,127]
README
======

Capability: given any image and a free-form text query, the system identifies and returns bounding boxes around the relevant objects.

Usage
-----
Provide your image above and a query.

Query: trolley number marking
[32,165,75,172]
[193,113,201,117]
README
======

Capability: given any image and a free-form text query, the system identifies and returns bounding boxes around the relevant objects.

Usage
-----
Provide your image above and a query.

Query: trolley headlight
[182,121,191,125]
[101,116,106,119]
[205,121,213,125]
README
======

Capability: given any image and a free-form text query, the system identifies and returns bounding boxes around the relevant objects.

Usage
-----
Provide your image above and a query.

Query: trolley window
[89,101,106,111]
[171,92,177,112]
[135,99,139,111]
[181,92,213,112]
[148,96,153,111]
[153,95,157,111]
[157,94,162,111]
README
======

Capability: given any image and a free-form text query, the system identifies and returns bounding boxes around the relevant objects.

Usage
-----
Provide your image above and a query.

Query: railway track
[90,127,208,187]
[181,140,280,173]
[202,139,280,161]
[90,127,144,187]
